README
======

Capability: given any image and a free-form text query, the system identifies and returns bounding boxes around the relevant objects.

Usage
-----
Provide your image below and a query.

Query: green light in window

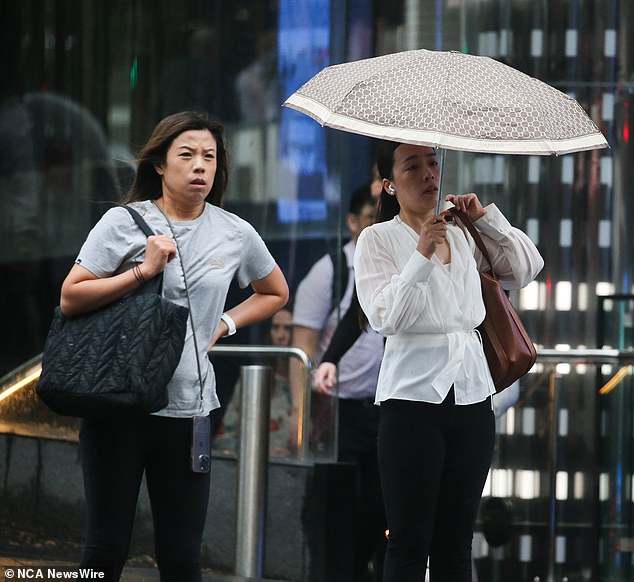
[130,57,138,89]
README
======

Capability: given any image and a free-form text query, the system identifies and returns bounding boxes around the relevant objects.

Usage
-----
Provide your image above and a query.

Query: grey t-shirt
[75,200,276,417]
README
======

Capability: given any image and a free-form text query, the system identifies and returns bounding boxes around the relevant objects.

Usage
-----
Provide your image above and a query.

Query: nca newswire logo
[4,568,105,579]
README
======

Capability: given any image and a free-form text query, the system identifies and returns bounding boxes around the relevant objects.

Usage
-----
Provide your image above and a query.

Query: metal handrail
[211,344,311,366]
[209,346,634,462]
[505,347,634,582]
[536,348,634,363]
[210,345,312,460]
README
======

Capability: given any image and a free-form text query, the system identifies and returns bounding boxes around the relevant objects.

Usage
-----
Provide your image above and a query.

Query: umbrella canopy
[283,49,608,156]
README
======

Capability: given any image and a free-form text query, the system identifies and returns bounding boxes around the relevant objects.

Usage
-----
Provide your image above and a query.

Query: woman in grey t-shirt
[60,111,288,581]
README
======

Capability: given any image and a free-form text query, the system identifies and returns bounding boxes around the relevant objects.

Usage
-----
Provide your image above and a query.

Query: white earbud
[388,185,395,193]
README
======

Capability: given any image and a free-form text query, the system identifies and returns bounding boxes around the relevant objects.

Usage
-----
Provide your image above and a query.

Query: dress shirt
[354,204,544,406]
[293,240,383,399]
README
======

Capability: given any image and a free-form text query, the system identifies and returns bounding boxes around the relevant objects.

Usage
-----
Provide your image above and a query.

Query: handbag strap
[449,207,495,277]
[123,205,164,295]
[125,205,155,236]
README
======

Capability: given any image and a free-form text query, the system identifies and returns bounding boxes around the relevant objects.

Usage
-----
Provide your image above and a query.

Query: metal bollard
[234,365,272,578]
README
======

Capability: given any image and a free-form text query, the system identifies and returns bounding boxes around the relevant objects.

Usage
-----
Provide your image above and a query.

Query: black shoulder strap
[124,205,155,238]
[123,205,163,294]
[329,244,350,315]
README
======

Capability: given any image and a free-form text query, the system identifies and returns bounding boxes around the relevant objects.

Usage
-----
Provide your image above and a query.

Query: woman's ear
[154,163,164,176]
[383,179,396,195]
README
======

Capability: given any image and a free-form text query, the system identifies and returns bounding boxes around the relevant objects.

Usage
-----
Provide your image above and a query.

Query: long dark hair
[353,140,404,332]
[121,110,229,207]
[375,140,401,223]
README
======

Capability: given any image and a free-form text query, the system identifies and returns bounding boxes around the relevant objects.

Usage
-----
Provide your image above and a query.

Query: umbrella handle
[435,148,446,215]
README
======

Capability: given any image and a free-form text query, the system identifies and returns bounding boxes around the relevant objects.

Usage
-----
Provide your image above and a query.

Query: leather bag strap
[449,208,495,277]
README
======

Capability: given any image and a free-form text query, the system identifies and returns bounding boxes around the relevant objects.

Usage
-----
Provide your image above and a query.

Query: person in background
[235,30,279,123]
[353,140,543,582]
[312,282,386,581]
[311,160,382,393]
[370,163,383,200]
[290,184,386,581]
[60,110,288,581]
[214,305,294,457]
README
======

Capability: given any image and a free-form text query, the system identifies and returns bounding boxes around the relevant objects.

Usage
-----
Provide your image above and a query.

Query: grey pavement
[0,556,286,581]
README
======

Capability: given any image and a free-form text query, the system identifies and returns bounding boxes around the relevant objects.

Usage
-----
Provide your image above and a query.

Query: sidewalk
[0,556,286,582]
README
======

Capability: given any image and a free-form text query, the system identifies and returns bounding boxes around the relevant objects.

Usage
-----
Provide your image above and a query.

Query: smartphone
[190,415,211,474]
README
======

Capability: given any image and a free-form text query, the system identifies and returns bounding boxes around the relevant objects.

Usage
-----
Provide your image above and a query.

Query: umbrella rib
[437,51,457,137]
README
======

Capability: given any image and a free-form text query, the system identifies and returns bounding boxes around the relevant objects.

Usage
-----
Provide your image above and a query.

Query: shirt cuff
[400,250,436,286]
[473,203,513,241]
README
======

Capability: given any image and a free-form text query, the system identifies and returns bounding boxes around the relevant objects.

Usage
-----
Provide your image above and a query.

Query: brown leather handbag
[451,208,537,392]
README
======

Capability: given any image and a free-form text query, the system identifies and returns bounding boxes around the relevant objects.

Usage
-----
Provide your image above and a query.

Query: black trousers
[378,392,495,582]
[79,415,211,582]
[338,397,387,581]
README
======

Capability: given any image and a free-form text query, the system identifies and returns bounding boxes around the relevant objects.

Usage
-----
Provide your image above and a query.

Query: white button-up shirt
[354,204,544,406]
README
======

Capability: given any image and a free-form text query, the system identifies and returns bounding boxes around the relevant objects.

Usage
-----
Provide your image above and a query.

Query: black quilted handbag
[36,206,188,418]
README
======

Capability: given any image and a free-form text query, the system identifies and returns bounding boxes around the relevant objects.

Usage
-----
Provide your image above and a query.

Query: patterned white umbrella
[283,49,608,156]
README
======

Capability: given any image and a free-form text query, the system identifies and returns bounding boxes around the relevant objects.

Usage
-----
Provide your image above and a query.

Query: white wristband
[220,313,237,337]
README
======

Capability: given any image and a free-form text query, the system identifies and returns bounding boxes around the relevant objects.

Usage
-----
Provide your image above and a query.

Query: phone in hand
[191,415,211,474]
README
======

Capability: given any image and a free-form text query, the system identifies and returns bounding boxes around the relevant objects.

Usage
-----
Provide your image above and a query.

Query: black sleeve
[320,287,363,365]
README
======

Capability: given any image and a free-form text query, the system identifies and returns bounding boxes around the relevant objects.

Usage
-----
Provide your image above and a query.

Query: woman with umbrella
[353,140,543,581]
